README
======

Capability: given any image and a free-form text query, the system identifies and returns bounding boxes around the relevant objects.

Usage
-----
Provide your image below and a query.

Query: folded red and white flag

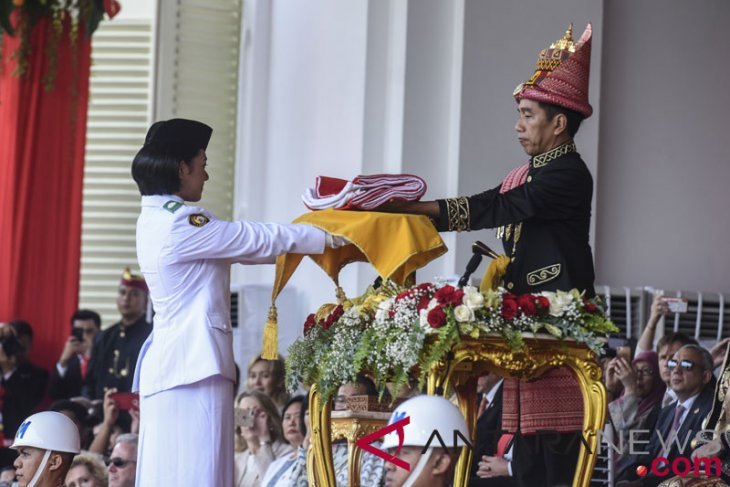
[303,174,427,210]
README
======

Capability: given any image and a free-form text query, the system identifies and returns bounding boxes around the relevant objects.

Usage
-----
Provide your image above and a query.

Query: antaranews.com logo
[356,416,723,479]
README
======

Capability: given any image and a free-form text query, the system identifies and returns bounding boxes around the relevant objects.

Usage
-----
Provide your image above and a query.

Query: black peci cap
[143,118,213,159]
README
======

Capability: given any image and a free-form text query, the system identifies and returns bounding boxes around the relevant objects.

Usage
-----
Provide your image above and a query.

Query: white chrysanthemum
[454,304,475,322]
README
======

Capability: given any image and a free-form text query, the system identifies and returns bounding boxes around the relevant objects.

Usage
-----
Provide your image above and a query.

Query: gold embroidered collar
[530,141,576,168]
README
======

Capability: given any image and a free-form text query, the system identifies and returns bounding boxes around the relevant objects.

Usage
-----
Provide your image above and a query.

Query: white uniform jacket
[133,194,325,396]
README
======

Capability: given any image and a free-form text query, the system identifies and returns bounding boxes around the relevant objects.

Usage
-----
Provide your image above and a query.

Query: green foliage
[286,282,618,404]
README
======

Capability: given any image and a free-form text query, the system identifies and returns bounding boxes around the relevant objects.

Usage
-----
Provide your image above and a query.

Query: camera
[0,334,24,358]
[71,327,85,342]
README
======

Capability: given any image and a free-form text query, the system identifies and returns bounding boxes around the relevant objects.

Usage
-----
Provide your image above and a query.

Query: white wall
[234,0,376,368]
[594,0,730,293]
[116,0,155,20]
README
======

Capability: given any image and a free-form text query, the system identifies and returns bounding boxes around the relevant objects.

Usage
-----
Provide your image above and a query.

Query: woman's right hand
[605,358,621,396]
[102,388,119,427]
[614,358,637,395]
[648,295,669,327]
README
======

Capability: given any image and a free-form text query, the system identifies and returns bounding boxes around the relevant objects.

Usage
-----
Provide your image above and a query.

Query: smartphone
[661,297,688,313]
[70,327,84,341]
[234,407,255,428]
[110,392,140,411]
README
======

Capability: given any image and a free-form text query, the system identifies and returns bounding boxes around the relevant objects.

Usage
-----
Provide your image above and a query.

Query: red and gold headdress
[121,267,148,294]
[514,23,593,118]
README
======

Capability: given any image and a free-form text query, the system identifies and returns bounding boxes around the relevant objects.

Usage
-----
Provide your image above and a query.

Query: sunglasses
[634,368,654,377]
[105,457,136,469]
[667,359,697,372]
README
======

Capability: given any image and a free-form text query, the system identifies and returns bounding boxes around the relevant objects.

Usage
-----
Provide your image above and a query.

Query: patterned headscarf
[633,351,666,417]
[514,23,593,118]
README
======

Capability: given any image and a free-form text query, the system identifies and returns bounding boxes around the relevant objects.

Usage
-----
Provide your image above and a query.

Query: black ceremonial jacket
[434,142,595,297]
[86,315,152,399]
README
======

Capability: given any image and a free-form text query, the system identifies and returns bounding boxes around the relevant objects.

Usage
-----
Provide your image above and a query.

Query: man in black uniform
[379,24,596,487]
[86,268,152,399]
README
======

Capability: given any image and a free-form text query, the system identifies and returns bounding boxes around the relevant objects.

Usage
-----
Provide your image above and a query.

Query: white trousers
[136,375,234,486]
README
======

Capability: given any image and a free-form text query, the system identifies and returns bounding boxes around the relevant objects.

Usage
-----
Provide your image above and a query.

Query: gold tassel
[335,286,347,305]
[480,255,511,292]
[261,305,278,360]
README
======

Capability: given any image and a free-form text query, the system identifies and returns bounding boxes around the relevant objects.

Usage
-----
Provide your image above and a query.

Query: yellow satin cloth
[481,255,511,292]
[262,209,447,359]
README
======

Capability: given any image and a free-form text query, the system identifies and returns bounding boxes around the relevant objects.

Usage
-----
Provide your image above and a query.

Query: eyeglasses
[106,457,136,469]
[667,359,697,372]
[634,368,653,377]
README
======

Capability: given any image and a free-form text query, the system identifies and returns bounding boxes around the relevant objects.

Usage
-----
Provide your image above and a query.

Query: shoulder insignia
[189,214,210,227]
[163,200,183,213]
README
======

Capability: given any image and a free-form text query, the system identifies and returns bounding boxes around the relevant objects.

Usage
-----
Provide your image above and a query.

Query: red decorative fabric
[516,24,593,118]
[501,367,584,434]
[499,164,529,194]
[0,15,91,372]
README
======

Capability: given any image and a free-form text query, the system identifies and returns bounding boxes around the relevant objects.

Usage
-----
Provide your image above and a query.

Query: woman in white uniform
[131,119,337,486]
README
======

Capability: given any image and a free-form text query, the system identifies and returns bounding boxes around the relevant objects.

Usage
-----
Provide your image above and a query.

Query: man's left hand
[476,455,509,478]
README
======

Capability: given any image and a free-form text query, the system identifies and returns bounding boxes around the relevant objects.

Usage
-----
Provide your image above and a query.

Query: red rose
[535,296,550,316]
[434,286,455,305]
[323,315,334,330]
[427,306,447,328]
[517,294,537,317]
[417,295,431,311]
[585,302,598,314]
[501,297,518,321]
[416,283,434,293]
[434,286,465,306]
[303,313,316,336]
[395,290,412,302]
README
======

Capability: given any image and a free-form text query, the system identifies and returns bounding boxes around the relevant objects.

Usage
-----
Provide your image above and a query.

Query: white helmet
[381,395,469,451]
[10,411,81,454]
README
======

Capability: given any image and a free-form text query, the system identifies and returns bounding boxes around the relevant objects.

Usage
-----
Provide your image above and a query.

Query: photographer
[48,310,101,400]
[0,322,48,469]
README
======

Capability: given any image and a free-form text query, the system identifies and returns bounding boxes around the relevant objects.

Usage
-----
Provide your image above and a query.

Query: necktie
[79,354,88,380]
[497,434,514,457]
[671,404,686,434]
[477,394,489,419]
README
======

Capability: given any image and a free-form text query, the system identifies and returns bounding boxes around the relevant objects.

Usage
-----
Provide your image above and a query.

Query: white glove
[325,233,351,249]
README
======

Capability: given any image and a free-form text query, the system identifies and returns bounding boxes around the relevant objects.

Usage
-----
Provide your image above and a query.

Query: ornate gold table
[308,334,606,487]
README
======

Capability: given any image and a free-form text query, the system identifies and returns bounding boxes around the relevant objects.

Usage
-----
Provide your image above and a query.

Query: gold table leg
[426,337,607,487]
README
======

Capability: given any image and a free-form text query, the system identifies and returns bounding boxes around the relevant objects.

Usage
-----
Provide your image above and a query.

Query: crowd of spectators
[5,288,730,486]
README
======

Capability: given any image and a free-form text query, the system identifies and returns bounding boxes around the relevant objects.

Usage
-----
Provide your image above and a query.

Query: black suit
[469,383,519,487]
[48,354,85,399]
[619,381,716,487]
[0,362,48,468]
[475,384,504,459]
